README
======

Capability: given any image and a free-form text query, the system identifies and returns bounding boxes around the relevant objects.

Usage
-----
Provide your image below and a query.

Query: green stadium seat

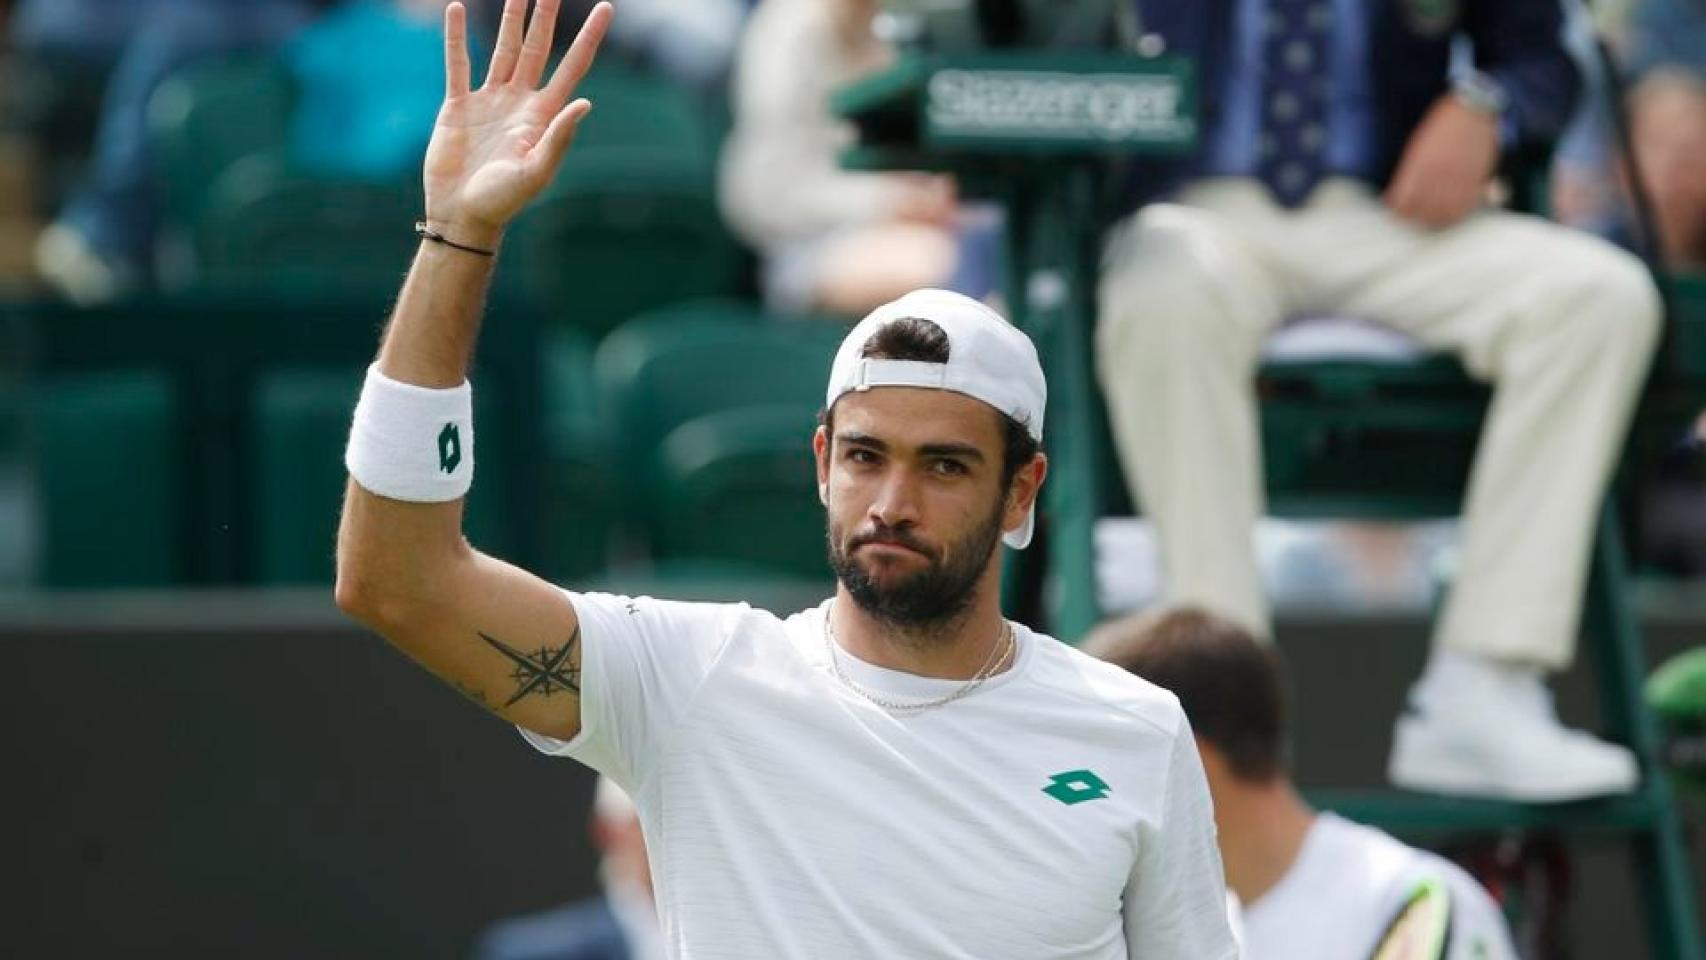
[653,404,825,576]
[596,302,845,466]
[147,55,295,233]
[540,326,619,582]
[186,155,419,297]
[507,155,747,337]
[32,370,178,587]
[570,61,719,172]
[249,368,361,584]
[249,367,517,584]
[594,301,850,557]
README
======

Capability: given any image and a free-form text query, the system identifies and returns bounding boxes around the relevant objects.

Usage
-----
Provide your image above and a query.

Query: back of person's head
[1087,607,1290,784]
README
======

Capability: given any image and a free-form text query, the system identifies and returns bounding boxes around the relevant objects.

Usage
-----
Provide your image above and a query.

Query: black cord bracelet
[415,221,498,258]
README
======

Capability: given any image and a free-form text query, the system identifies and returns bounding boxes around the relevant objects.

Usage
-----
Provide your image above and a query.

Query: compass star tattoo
[479,627,581,707]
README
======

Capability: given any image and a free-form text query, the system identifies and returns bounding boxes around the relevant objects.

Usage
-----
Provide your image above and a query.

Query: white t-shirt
[524,593,1238,960]
[1240,813,1518,960]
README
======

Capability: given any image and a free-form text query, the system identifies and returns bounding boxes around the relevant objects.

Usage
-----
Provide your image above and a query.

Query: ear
[813,425,831,506]
[1002,452,1048,536]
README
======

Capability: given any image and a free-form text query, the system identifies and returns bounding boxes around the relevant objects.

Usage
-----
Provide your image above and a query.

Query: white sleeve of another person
[1123,718,1243,959]
[1440,859,1521,960]
[518,591,739,797]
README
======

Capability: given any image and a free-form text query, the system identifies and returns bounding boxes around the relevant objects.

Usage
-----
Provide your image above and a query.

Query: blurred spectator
[1628,68,1706,269]
[11,0,192,61]
[472,778,660,960]
[720,0,993,315]
[603,0,748,92]
[1553,0,1706,271]
[284,0,449,179]
[1089,608,1520,960]
[31,0,323,304]
[1098,0,1657,802]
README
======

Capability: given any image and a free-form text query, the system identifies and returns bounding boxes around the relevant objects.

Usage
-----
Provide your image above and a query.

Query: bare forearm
[339,237,499,603]
[376,235,500,387]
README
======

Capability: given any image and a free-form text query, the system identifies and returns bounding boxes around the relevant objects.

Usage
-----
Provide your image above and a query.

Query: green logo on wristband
[438,423,462,473]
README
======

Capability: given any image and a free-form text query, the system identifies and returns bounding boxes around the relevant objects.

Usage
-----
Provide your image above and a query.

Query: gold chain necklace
[822,602,1015,716]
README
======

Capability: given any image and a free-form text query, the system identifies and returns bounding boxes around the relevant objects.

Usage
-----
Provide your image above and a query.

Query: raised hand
[423,0,612,251]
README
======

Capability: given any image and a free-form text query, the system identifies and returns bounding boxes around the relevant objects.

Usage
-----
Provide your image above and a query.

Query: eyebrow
[835,432,987,463]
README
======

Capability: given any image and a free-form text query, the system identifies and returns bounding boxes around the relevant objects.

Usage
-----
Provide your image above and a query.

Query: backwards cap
[824,289,1047,549]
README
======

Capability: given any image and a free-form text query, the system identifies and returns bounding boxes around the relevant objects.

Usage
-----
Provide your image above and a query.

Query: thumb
[525,99,592,190]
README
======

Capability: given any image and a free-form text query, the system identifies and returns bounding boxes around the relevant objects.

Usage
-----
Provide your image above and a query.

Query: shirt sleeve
[517,591,741,797]
[1124,717,1242,960]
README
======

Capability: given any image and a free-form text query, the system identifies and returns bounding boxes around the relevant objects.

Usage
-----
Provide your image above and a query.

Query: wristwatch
[1452,70,1509,117]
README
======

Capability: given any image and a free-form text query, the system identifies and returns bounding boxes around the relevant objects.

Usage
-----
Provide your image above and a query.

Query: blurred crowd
[0,0,1698,303]
[0,1,1698,594]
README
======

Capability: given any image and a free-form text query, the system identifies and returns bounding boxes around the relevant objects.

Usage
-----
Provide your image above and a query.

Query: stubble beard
[826,498,1006,640]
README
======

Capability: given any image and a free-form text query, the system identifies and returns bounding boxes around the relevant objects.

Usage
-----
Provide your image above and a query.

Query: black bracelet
[415,220,498,258]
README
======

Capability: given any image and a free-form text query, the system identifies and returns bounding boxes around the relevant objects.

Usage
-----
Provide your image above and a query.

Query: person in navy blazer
[1097,0,1663,804]
[1119,0,1581,205]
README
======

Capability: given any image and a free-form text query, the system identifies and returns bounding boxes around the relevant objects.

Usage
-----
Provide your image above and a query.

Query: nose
[868,466,922,530]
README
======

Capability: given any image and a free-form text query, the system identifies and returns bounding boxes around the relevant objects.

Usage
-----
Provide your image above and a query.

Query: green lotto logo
[438,423,462,473]
[1043,769,1110,805]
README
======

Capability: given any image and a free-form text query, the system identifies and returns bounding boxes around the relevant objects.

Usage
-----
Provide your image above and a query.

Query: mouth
[859,541,927,558]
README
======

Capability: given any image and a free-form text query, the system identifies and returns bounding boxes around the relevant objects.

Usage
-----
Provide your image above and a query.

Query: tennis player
[334,1,1238,956]
[1090,608,1518,960]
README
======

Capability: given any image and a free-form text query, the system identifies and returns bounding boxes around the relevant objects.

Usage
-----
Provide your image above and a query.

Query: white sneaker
[1388,653,1639,802]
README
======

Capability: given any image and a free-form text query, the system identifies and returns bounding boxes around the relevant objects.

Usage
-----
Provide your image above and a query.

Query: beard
[827,497,1006,632]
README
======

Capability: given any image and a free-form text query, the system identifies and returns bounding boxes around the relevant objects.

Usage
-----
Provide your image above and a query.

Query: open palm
[423,0,611,247]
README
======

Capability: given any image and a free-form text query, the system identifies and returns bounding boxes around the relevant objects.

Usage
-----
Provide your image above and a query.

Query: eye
[930,458,970,477]
[846,447,881,465]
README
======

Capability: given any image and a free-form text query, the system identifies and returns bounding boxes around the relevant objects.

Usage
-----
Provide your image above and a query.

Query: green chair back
[540,326,619,583]
[594,302,849,552]
[187,155,419,297]
[570,61,718,172]
[250,367,515,584]
[32,370,178,586]
[509,156,746,337]
[596,302,846,466]
[654,404,826,576]
[148,55,295,231]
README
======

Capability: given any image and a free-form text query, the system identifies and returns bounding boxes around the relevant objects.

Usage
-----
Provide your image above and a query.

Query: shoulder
[1022,628,1190,739]
[568,591,760,633]
[1321,816,1512,952]
[1315,813,1427,879]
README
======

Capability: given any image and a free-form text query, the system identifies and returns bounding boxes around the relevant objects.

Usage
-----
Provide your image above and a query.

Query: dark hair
[1089,608,1289,782]
[821,316,1041,487]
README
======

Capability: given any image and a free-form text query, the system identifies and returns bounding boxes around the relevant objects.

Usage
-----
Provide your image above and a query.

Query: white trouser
[1095,178,1661,670]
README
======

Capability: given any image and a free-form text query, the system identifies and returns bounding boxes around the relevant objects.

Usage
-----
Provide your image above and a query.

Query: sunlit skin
[813,387,1046,680]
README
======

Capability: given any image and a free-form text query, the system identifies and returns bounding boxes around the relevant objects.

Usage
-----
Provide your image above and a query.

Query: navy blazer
[1122,0,1580,208]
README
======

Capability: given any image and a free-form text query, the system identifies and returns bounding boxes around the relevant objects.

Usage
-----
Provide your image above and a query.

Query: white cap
[825,289,1046,550]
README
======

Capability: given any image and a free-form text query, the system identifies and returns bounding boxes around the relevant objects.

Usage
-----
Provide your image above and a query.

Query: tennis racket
[1368,876,1452,960]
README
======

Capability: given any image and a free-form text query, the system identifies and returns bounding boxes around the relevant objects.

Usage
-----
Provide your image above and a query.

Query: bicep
[375,550,586,742]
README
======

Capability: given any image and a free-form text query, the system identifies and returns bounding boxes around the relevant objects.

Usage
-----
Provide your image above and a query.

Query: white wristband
[345,363,475,502]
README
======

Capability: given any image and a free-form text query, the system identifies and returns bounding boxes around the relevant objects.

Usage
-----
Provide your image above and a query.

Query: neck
[1215,778,1316,906]
[829,574,1008,680]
